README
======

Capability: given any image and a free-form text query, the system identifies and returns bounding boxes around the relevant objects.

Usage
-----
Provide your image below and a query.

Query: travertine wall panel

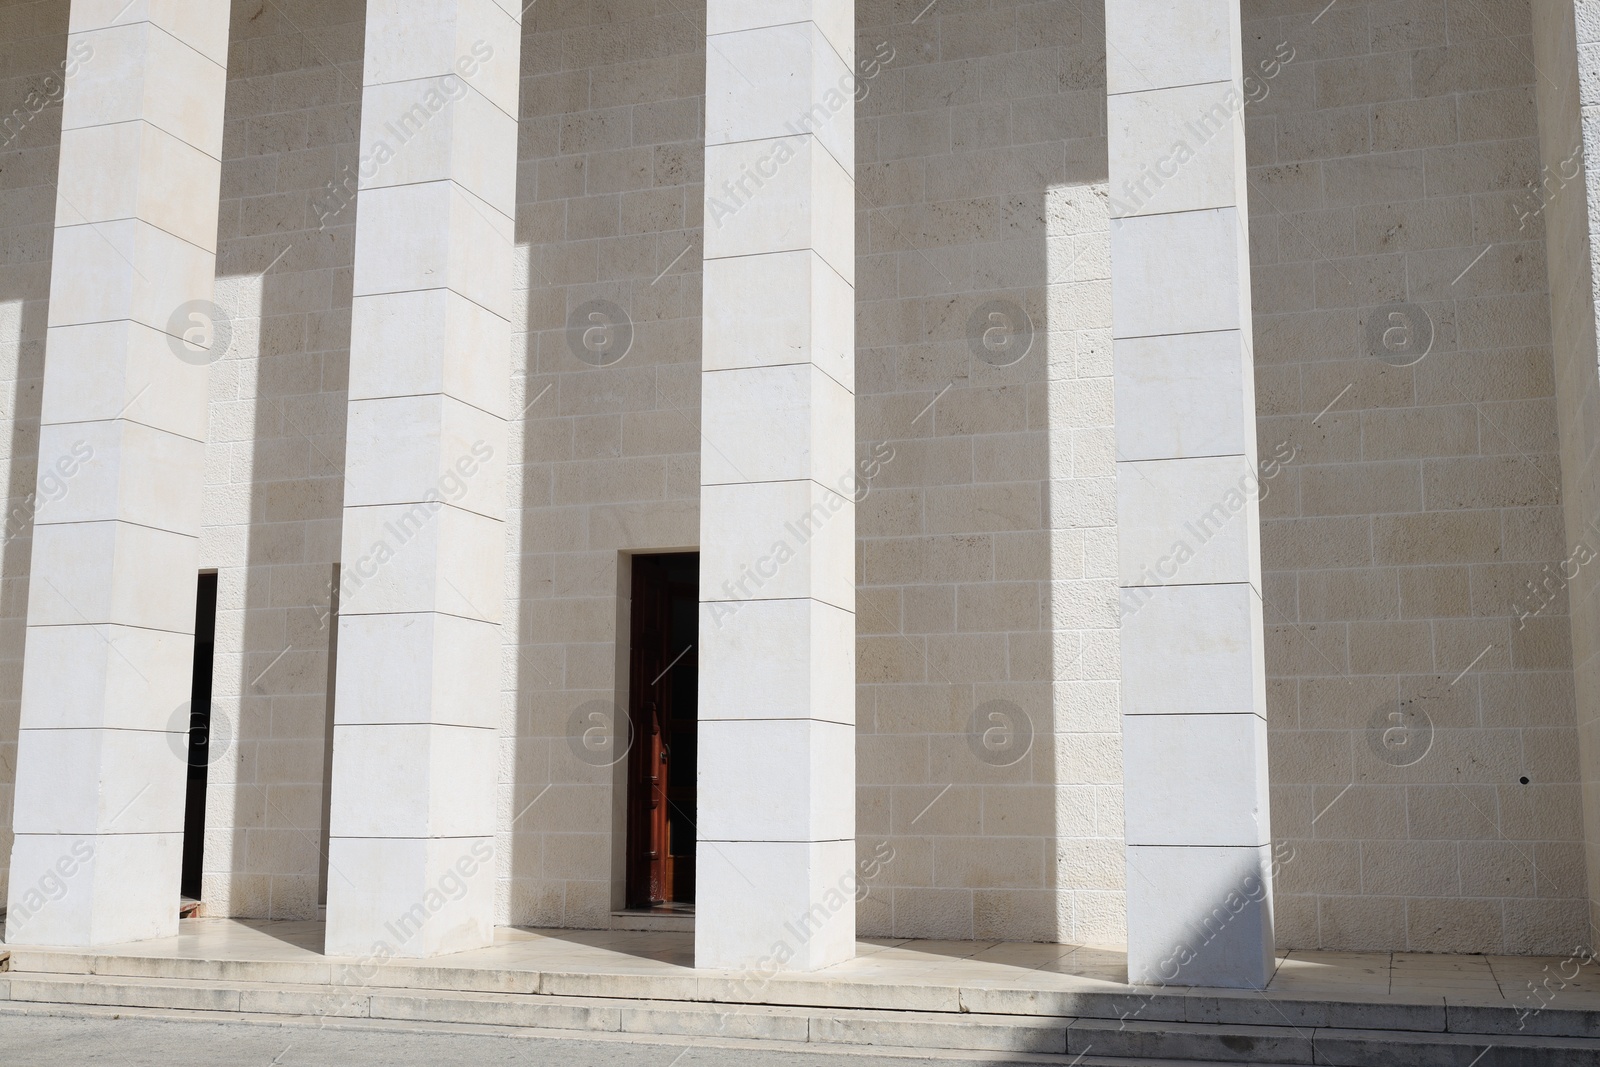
[0,0,67,910]
[505,0,1124,943]
[1245,0,1587,953]
[0,0,1587,954]
[504,0,705,928]
[853,0,1122,944]
[1534,0,1600,944]
[199,0,365,919]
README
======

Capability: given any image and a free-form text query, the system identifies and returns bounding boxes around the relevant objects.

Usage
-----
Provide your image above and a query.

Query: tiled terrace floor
[6,917,1596,1016]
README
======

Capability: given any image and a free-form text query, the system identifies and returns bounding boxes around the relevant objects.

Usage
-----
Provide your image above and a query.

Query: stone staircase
[3,946,1599,1064]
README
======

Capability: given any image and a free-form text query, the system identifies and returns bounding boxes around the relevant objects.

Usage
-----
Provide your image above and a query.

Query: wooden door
[625,553,698,908]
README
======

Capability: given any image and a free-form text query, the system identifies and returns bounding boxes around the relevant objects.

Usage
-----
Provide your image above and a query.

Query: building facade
[0,0,1597,990]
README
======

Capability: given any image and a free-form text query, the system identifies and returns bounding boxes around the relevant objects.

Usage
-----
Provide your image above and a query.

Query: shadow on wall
[507,0,708,931]
[201,0,367,924]
[0,0,71,916]
[495,0,1127,947]
[1243,0,1587,955]
[852,0,1121,946]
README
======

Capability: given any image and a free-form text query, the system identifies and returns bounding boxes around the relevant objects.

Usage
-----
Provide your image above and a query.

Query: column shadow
[852,0,1119,953]
[0,0,70,920]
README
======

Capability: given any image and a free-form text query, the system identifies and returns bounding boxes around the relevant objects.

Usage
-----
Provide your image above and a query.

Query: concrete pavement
[0,1008,1162,1067]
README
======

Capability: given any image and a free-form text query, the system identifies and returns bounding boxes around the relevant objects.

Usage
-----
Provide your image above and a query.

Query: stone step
[1072,1017,1600,1065]
[5,968,1600,1064]
[10,945,1600,1042]
[1,972,1067,1053]
[0,1001,1318,1067]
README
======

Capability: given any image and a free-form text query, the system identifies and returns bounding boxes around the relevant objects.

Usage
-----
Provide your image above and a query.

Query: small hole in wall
[1520,777,1530,785]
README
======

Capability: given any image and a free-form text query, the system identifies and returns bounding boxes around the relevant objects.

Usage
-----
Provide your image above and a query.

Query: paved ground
[0,1009,1224,1066]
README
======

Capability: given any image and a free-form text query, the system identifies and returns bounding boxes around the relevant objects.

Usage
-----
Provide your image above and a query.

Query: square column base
[1126,843,1273,989]
[4,832,181,946]
[323,836,495,958]
[695,839,856,973]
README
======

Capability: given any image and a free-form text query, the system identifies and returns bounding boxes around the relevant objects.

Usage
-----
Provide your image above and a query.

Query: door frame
[607,553,634,914]
[609,548,698,914]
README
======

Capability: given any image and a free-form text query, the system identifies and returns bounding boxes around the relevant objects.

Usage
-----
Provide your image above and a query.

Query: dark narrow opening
[318,563,339,907]
[180,572,219,902]
[625,552,698,910]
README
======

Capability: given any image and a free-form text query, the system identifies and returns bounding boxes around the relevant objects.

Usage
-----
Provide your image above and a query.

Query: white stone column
[697,1,857,971]
[3,1,231,946]
[1107,0,1274,988]
[323,0,520,958]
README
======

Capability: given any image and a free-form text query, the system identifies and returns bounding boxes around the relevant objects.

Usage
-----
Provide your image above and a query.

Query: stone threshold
[608,906,694,933]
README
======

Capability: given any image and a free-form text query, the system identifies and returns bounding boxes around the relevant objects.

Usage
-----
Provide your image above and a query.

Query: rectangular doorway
[180,572,219,902]
[625,553,698,910]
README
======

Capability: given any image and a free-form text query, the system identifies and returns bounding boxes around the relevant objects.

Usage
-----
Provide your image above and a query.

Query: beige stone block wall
[197,0,366,919]
[503,0,705,928]
[3,0,1583,952]
[853,0,1122,944]
[1533,0,1600,943]
[1245,0,1587,953]
[0,0,68,909]
[503,0,1124,941]
[0,0,1124,939]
